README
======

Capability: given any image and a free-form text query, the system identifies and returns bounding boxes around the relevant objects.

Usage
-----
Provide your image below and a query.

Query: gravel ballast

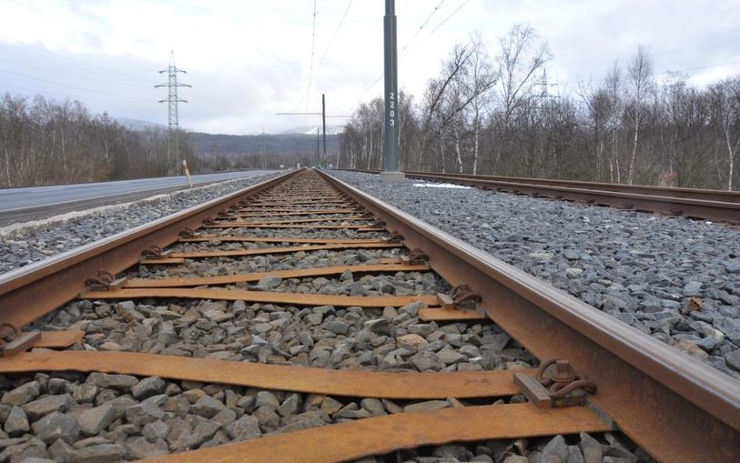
[0,171,280,275]
[37,245,530,373]
[0,370,646,462]
[330,170,740,378]
[0,169,661,460]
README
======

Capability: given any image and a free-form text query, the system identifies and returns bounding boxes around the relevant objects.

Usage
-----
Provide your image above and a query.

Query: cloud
[0,0,738,134]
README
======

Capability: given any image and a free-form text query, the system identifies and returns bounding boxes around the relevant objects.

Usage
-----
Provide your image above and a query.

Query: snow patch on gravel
[412,182,472,189]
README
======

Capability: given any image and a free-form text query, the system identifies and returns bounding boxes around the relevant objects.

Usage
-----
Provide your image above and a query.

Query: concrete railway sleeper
[0,169,736,462]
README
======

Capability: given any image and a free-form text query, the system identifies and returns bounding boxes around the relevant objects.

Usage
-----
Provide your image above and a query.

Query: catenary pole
[276,96,350,168]
[382,0,399,173]
[322,93,327,167]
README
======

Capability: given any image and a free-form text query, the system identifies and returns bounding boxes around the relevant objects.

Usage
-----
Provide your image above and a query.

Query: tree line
[338,25,740,190]
[0,93,199,188]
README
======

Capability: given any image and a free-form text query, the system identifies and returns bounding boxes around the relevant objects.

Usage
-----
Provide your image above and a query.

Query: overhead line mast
[277,94,350,168]
[381,0,402,181]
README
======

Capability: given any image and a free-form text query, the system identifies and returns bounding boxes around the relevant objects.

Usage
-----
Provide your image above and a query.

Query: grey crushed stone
[358,430,649,463]
[78,404,115,436]
[2,170,647,461]
[1,381,41,406]
[4,406,30,435]
[0,372,593,461]
[331,170,740,378]
[35,243,535,373]
[0,371,648,462]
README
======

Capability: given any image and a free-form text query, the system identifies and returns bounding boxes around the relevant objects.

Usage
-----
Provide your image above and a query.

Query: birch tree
[496,25,550,126]
[626,46,654,185]
[710,78,740,190]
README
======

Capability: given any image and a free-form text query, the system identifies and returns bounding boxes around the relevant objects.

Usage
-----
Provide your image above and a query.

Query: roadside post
[182,160,194,188]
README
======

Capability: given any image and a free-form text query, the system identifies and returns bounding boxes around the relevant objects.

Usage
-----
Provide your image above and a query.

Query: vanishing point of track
[0,169,737,462]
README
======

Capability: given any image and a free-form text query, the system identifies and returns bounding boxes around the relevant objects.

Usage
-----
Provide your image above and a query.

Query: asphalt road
[0,171,274,213]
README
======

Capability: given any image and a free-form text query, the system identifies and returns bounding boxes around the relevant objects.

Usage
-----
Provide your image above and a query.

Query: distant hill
[280,125,345,135]
[116,117,166,131]
[189,132,340,157]
[117,120,343,159]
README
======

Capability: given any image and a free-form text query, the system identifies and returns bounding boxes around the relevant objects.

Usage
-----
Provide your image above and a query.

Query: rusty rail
[0,170,297,326]
[403,170,740,203]
[320,170,740,462]
[0,168,737,462]
[338,168,740,223]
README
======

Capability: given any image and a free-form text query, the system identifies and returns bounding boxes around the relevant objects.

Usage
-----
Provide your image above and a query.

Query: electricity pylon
[155,50,191,173]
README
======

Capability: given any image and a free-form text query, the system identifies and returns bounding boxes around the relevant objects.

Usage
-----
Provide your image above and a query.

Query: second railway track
[342,169,740,224]
[0,169,737,462]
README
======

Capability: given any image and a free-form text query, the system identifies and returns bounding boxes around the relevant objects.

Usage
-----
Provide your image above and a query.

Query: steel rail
[404,170,740,203]
[0,168,736,461]
[320,170,740,462]
[338,168,740,223]
[340,168,740,203]
[404,172,740,224]
[0,170,298,327]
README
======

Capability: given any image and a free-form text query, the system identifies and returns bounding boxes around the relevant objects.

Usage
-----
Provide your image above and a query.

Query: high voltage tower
[155,50,191,173]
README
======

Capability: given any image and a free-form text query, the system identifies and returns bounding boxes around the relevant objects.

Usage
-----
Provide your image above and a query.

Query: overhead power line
[0,58,142,87]
[361,0,472,98]
[7,0,144,81]
[0,68,150,102]
[559,59,740,87]
[304,0,319,112]
[0,82,146,105]
[401,0,445,53]
[6,41,143,82]
[657,60,740,74]
[428,0,471,35]
[318,0,355,67]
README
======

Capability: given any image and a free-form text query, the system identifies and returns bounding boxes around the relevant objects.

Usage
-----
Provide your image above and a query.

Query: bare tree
[0,93,193,187]
[710,78,740,190]
[420,43,473,172]
[463,34,497,174]
[626,46,654,184]
[338,31,740,191]
[602,63,624,183]
[496,25,550,126]
[418,37,498,174]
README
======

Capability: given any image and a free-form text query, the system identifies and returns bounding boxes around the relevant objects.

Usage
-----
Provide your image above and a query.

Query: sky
[0,0,738,135]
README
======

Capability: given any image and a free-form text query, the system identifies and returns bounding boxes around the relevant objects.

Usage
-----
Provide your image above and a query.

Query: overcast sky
[1,0,738,135]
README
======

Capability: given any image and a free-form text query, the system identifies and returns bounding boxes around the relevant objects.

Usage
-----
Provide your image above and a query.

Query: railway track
[0,169,737,462]
[342,169,740,224]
